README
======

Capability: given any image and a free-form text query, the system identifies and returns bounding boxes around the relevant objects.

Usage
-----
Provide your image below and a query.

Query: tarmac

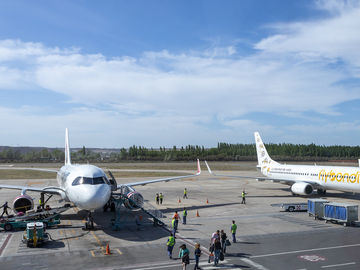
[1,166,360,270]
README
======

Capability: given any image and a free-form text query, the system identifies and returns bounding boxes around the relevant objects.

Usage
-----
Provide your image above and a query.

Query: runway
[0,166,360,270]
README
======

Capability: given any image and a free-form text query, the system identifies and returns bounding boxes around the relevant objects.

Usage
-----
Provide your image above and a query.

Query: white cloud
[256,0,360,69]
[1,1,360,146]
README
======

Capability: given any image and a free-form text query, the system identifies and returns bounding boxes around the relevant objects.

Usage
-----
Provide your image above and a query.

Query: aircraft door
[107,170,118,192]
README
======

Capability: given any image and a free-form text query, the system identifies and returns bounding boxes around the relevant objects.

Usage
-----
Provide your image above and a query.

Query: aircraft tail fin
[65,128,71,165]
[254,132,278,166]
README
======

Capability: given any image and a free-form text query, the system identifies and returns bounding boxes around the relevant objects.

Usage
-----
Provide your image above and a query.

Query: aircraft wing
[204,161,318,186]
[0,184,65,195]
[0,166,58,173]
[121,159,201,187]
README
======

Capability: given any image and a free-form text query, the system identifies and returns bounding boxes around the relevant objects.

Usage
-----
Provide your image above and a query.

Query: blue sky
[1,0,360,148]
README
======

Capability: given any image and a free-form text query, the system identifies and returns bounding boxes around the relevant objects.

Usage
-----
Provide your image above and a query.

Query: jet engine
[12,194,34,213]
[290,182,313,196]
[123,191,144,209]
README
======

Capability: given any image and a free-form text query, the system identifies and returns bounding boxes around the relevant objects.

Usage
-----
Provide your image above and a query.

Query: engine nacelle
[124,191,144,209]
[13,194,34,213]
[291,182,313,195]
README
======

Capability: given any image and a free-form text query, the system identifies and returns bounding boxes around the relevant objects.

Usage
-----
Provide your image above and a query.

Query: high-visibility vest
[231,223,237,233]
[183,210,187,216]
[171,219,176,228]
[184,189,187,195]
[242,192,246,198]
[173,213,179,220]
[167,236,175,246]
[160,194,163,199]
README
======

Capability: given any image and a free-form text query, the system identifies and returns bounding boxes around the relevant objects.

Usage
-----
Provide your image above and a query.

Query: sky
[1,0,360,148]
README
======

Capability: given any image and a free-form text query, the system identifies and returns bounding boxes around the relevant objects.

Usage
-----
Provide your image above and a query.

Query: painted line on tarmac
[241,258,269,270]
[112,259,225,270]
[131,260,230,270]
[250,243,360,258]
[91,231,105,251]
[0,234,12,256]
[321,262,356,268]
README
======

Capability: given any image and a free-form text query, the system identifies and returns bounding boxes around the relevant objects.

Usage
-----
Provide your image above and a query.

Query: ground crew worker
[159,193,164,204]
[173,211,180,230]
[182,207,187,224]
[231,220,237,243]
[171,218,177,236]
[183,188,188,199]
[241,190,247,204]
[0,201,10,218]
[166,233,176,259]
[156,193,160,204]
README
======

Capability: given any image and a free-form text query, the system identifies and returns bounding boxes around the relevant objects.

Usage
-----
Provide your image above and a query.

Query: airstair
[111,193,165,230]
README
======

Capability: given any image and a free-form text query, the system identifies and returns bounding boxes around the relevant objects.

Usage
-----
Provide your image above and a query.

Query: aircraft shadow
[92,210,170,241]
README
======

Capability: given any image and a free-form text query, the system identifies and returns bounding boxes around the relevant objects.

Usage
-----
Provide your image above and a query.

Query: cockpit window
[72,176,107,186]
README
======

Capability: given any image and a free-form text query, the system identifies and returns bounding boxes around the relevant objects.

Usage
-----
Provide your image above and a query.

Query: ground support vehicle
[22,222,49,247]
[281,202,307,212]
[0,205,69,231]
[323,202,358,226]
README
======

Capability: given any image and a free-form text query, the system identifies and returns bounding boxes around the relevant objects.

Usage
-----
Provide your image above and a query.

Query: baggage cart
[323,202,358,226]
[308,199,329,219]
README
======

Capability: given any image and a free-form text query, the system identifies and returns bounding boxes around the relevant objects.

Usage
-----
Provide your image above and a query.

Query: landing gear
[85,211,94,230]
[317,189,326,195]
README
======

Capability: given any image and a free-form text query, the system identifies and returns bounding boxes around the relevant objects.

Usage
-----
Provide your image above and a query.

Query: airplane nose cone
[77,184,111,210]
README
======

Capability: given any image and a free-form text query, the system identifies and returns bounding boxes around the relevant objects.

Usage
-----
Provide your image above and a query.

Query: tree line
[1,142,360,163]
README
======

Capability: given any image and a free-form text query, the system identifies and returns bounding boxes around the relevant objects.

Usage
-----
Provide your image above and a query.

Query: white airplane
[0,129,201,227]
[206,132,360,196]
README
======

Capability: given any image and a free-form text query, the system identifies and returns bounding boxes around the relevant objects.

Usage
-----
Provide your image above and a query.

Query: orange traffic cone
[105,243,111,255]
[206,198,209,204]
[196,210,200,217]
[178,198,181,203]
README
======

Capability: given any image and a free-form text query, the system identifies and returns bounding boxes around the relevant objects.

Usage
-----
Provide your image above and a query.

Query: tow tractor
[0,204,71,231]
[281,202,308,212]
[22,222,49,247]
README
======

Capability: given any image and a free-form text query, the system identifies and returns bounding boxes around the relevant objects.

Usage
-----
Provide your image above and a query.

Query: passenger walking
[220,229,227,254]
[194,243,202,270]
[159,193,164,204]
[241,190,247,204]
[166,233,176,259]
[213,238,222,266]
[0,201,10,218]
[179,244,190,270]
[182,208,187,225]
[211,230,220,244]
[231,220,237,243]
[156,193,160,205]
[183,188,188,199]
